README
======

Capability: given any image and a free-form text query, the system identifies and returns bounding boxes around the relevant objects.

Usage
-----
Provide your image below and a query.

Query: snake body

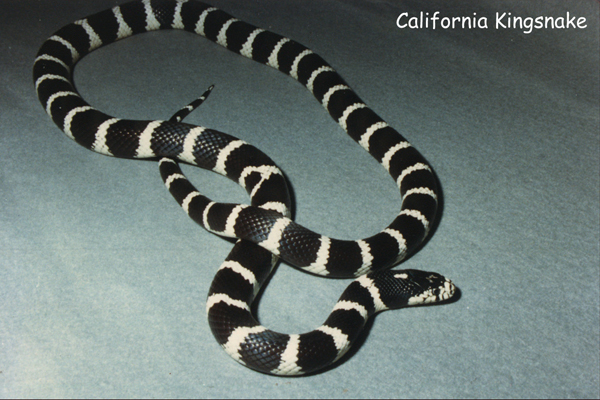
[34,0,455,375]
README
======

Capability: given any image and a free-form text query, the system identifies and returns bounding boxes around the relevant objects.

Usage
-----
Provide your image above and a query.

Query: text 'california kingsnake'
[34,0,456,375]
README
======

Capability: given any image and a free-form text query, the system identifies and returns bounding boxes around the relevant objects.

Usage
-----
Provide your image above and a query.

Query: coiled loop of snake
[34,0,455,375]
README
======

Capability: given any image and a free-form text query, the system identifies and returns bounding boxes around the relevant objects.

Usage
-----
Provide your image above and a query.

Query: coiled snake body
[34,0,455,375]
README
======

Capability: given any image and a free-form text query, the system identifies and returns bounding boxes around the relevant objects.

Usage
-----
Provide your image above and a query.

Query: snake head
[369,269,456,310]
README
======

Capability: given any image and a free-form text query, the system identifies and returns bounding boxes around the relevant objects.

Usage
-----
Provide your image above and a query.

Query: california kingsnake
[34,0,456,375]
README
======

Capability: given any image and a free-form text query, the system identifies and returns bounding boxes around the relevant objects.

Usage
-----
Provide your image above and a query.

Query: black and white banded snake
[34,0,456,375]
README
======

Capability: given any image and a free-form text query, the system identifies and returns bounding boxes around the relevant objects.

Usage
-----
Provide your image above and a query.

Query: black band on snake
[34,0,456,375]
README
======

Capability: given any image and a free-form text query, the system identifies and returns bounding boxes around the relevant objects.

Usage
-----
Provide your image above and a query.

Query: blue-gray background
[1,0,598,398]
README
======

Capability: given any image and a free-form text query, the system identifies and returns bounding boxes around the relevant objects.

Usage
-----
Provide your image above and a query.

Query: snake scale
[34,0,455,375]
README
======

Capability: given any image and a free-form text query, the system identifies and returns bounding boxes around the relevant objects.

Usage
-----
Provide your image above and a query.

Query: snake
[33,0,456,375]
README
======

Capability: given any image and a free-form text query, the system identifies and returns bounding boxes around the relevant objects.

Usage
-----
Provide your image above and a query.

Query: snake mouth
[407,277,456,306]
[439,279,456,301]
